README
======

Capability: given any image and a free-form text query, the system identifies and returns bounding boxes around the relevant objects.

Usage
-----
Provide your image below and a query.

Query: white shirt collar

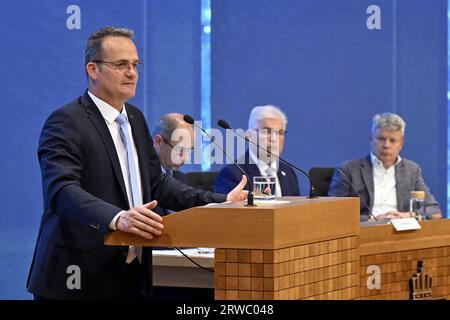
[370,152,401,169]
[249,149,278,175]
[88,91,127,124]
[160,166,173,175]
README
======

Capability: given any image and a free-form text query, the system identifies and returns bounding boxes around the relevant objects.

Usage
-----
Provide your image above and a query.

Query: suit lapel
[126,106,151,202]
[395,161,408,210]
[277,163,290,195]
[360,156,374,209]
[81,93,129,203]
[173,170,187,184]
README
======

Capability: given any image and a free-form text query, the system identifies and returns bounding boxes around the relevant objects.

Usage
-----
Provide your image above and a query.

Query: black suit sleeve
[213,165,243,194]
[153,173,227,211]
[133,109,227,210]
[39,108,121,235]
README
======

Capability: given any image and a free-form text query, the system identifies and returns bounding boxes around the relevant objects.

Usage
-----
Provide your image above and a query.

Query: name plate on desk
[391,218,422,231]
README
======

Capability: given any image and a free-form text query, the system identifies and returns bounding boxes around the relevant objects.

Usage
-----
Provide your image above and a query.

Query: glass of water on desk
[253,176,276,201]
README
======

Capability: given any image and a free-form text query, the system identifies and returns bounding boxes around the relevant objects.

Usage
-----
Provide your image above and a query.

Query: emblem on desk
[409,258,445,300]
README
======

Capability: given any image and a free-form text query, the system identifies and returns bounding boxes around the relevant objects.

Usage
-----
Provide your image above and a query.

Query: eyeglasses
[255,128,287,138]
[161,135,194,155]
[92,60,143,73]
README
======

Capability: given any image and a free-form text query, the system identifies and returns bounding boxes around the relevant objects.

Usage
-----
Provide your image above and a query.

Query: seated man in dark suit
[214,105,300,196]
[328,112,441,222]
[152,113,193,215]
[152,113,212,299]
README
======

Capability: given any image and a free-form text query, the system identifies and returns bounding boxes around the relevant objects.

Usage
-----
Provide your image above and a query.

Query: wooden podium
[105,196,360,300]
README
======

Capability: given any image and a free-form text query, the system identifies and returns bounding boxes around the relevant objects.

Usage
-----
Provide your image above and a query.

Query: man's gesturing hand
[226,175,249,202]
[116,200,164,240]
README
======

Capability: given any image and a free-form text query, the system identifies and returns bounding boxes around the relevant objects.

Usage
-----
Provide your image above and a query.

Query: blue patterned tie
[116,113,143,263]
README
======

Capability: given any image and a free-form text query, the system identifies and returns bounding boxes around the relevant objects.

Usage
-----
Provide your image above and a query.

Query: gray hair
[85,26,134,66]
[248,105,288,130]
[371,112,406,136]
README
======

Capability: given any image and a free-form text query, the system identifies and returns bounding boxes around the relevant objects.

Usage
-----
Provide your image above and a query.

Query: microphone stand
[218,120,318,199]
[184,115,256,206]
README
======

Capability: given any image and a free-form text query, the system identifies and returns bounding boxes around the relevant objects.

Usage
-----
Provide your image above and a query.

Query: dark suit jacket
[327,155,441,221]
[214,151,300,196]
[27,91,226,299]
[154,170,187,216]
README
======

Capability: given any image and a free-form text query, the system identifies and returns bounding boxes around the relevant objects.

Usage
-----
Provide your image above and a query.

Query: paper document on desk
[203,201,230,207]
[254,200,290,206]
[390,218,421,231]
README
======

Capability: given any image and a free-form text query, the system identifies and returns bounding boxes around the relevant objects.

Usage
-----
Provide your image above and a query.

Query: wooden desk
[359,219,450,300]
[153,220,450,300]
[107,197,360,300]
[107,197,450,300]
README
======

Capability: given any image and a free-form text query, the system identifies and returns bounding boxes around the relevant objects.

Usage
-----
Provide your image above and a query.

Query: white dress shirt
[371,152,401,217]
[249,149,282,197]
[87,91,143,229]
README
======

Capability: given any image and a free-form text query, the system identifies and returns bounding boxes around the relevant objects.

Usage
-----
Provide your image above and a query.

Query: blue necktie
[116,113,143,208]
[116,113,143,263]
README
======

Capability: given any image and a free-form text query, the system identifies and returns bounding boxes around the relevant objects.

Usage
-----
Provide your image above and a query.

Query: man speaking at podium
[27,26,247,300]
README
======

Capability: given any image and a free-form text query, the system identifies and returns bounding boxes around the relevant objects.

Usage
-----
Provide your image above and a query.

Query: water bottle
[410,191,425,221]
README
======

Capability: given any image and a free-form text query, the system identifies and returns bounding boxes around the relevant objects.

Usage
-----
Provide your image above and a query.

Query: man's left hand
[226,175,249,202]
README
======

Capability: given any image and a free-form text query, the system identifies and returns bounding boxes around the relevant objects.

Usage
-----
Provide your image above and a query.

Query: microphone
[334,168,379,222]
[183,115,256,206]
[217,119,318,199]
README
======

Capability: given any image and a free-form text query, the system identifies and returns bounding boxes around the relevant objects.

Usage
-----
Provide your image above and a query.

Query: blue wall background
[211,0,447,205]
[0,0,446,299]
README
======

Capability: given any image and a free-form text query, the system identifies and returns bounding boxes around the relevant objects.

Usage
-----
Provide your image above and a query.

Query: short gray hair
[371,112,406,136]
[248,105,288,130]
[85,26,134,66]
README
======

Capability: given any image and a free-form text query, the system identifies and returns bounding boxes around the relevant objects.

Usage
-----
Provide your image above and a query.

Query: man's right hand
[373,211,411,221]
[116,200,164,240]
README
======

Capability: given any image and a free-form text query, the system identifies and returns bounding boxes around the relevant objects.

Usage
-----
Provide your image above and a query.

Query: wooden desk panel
[359,220,450,300]
[109,197,450,300]
[214,236,360,300]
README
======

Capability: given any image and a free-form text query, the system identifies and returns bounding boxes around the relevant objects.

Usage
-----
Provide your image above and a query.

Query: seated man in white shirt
[328,112,441,222]
[214,105,300,197]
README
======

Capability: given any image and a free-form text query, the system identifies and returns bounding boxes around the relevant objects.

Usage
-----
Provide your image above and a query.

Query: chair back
[185,171,218,192]
[309,167,335,196]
